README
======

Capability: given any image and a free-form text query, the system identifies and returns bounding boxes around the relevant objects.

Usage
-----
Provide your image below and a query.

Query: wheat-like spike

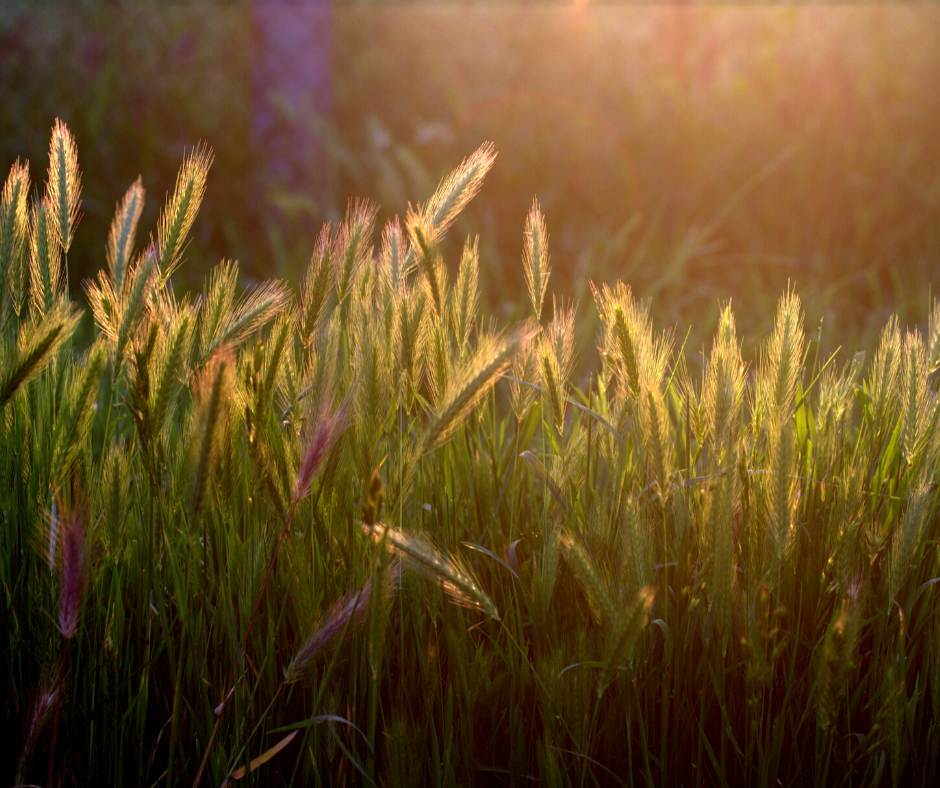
[898,331,931,469]
[28,197,61,319]
[593,282,660,400]
[51,342,107,486]
[816,356,862,472]
[867,316,902,441]
[156,142,213,283]
[596,586,655,698]
[560,531,616,628]
[149,310,194,438]
[887,482,931,609]
[366,523,499,620]
[764,419,797,588]
[47,119,82,256]
[752,290,804,438]
[299,224,336,354]
[0,302,81,411]
[418,141,496,248]
[377,217,406,306]
[106,177,145,293]
[451,235,479,353]
[334,199,377,308]
[0,159,30,325]
[424,321,450,408]
[703,303,745,460]
[260,313,293,416]
[214,278,292,359]
[114,247,157,375]
[393,285,428,404]
[199,260,238,360]
[190,352,231,521]
[406,215,445,316]
[619,498,651,600]
[540,300,576,427]
[285,582,371,681]
[84,270,119,343]
[640,385,673,502]
[421,331,520,455]
[765,290,804,427]
[928,298,940,375]
[100,445,131,548]
[539,346,565,432]
[354,332,389,443]
[523,198,551,321]
[197,260,290,366]
[509,318,540,422]
[613,304,640,399]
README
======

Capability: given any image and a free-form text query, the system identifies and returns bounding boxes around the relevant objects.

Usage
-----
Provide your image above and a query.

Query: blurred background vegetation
[2,1,938,373]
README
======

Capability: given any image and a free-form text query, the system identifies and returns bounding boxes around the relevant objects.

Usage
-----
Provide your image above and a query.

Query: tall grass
[1,121,938,787]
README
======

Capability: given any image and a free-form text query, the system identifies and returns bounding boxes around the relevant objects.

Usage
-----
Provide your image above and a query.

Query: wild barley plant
[4,121,940,786]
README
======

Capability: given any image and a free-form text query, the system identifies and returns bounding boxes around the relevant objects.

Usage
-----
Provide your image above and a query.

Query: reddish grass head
[286,562,401,681]
[293,397,348,502]
[54,493,88,640]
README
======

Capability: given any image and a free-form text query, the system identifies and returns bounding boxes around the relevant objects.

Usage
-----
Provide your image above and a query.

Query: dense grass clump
[2,122,939,787]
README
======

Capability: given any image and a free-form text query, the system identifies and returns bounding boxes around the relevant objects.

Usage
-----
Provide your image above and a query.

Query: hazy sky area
[2,2,938,354]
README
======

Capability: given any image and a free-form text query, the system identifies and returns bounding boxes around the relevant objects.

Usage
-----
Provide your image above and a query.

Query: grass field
[2,118,940,787]
[2,4,940,786]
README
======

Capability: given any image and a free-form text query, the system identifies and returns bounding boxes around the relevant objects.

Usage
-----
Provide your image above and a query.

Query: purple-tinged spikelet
[55,495,87,640]
[293,398,348,502]
[286,562,400,681]
[14,672,58,784]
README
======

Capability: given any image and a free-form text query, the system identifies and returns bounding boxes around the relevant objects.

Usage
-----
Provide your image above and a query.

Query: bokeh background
[3,1,939,372]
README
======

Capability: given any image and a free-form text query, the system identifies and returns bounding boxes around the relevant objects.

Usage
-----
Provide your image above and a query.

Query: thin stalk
[193,493,303,788]
[47,638,68,788]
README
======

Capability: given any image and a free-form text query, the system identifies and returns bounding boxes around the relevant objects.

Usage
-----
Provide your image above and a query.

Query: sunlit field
[2,3,939,787]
